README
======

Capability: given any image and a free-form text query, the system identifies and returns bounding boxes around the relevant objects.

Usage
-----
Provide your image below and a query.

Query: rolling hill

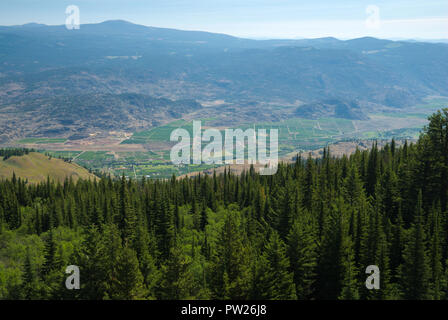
[0,152,97,183]
[295,99,368,120]
[0,93,202,142]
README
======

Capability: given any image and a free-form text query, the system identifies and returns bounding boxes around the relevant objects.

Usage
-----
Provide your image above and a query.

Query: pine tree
[0,205,4,234]
[399,191,431,299]
[338,209,359,300]
[302,155,315,211]
[366,142,379,197]
[277,186,293,239]
[21,248,40,299]
[42,229,56,277]
[316,202,341,299]
[200,199,208,231]
[209,207,252,299]
[157,244,194,299]
[287,215,318,299]
[75,225,106,299]
[134,217,161,298]
[155,196,175,261]
[253,231,296,299]
[429,202,443,299]
[122,184,137,246]
[110,246,146,300]
[390,205,405,282]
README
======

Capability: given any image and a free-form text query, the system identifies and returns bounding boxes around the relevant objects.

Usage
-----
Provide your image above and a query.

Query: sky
[0,0,447,39]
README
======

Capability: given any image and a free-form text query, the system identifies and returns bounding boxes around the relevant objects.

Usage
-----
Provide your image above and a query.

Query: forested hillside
[0,109,447,300]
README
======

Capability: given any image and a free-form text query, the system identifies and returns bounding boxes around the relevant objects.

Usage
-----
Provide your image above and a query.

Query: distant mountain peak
[19,22,47,28]
[98,20,134,26]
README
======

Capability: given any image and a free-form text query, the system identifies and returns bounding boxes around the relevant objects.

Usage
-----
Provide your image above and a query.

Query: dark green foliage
[157,244,194,299]
[399,191,431,299]
[287,213,318,299]
[209,207,252,299]
[0,148,34,160]
[109,246,146,300]
[253,231,296,299]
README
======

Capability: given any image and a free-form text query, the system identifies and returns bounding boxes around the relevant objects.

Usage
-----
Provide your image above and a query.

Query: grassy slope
[0,152,97,184]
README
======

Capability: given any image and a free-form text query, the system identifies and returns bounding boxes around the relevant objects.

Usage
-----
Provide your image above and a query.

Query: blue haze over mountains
[0,20,447,141]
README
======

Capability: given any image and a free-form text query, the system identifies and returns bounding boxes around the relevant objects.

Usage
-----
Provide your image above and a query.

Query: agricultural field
[12,98,448,179]
[42,150,83,159]
[121,119,194,144]
[15,138,67,144]
[34,112,429,179]
[38,149,218,179]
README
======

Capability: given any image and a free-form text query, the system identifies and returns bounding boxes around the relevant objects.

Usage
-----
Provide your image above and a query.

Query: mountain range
[0,20,447,142]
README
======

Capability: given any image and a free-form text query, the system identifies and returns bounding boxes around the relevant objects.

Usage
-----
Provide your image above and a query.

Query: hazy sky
[0,0,447,39]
